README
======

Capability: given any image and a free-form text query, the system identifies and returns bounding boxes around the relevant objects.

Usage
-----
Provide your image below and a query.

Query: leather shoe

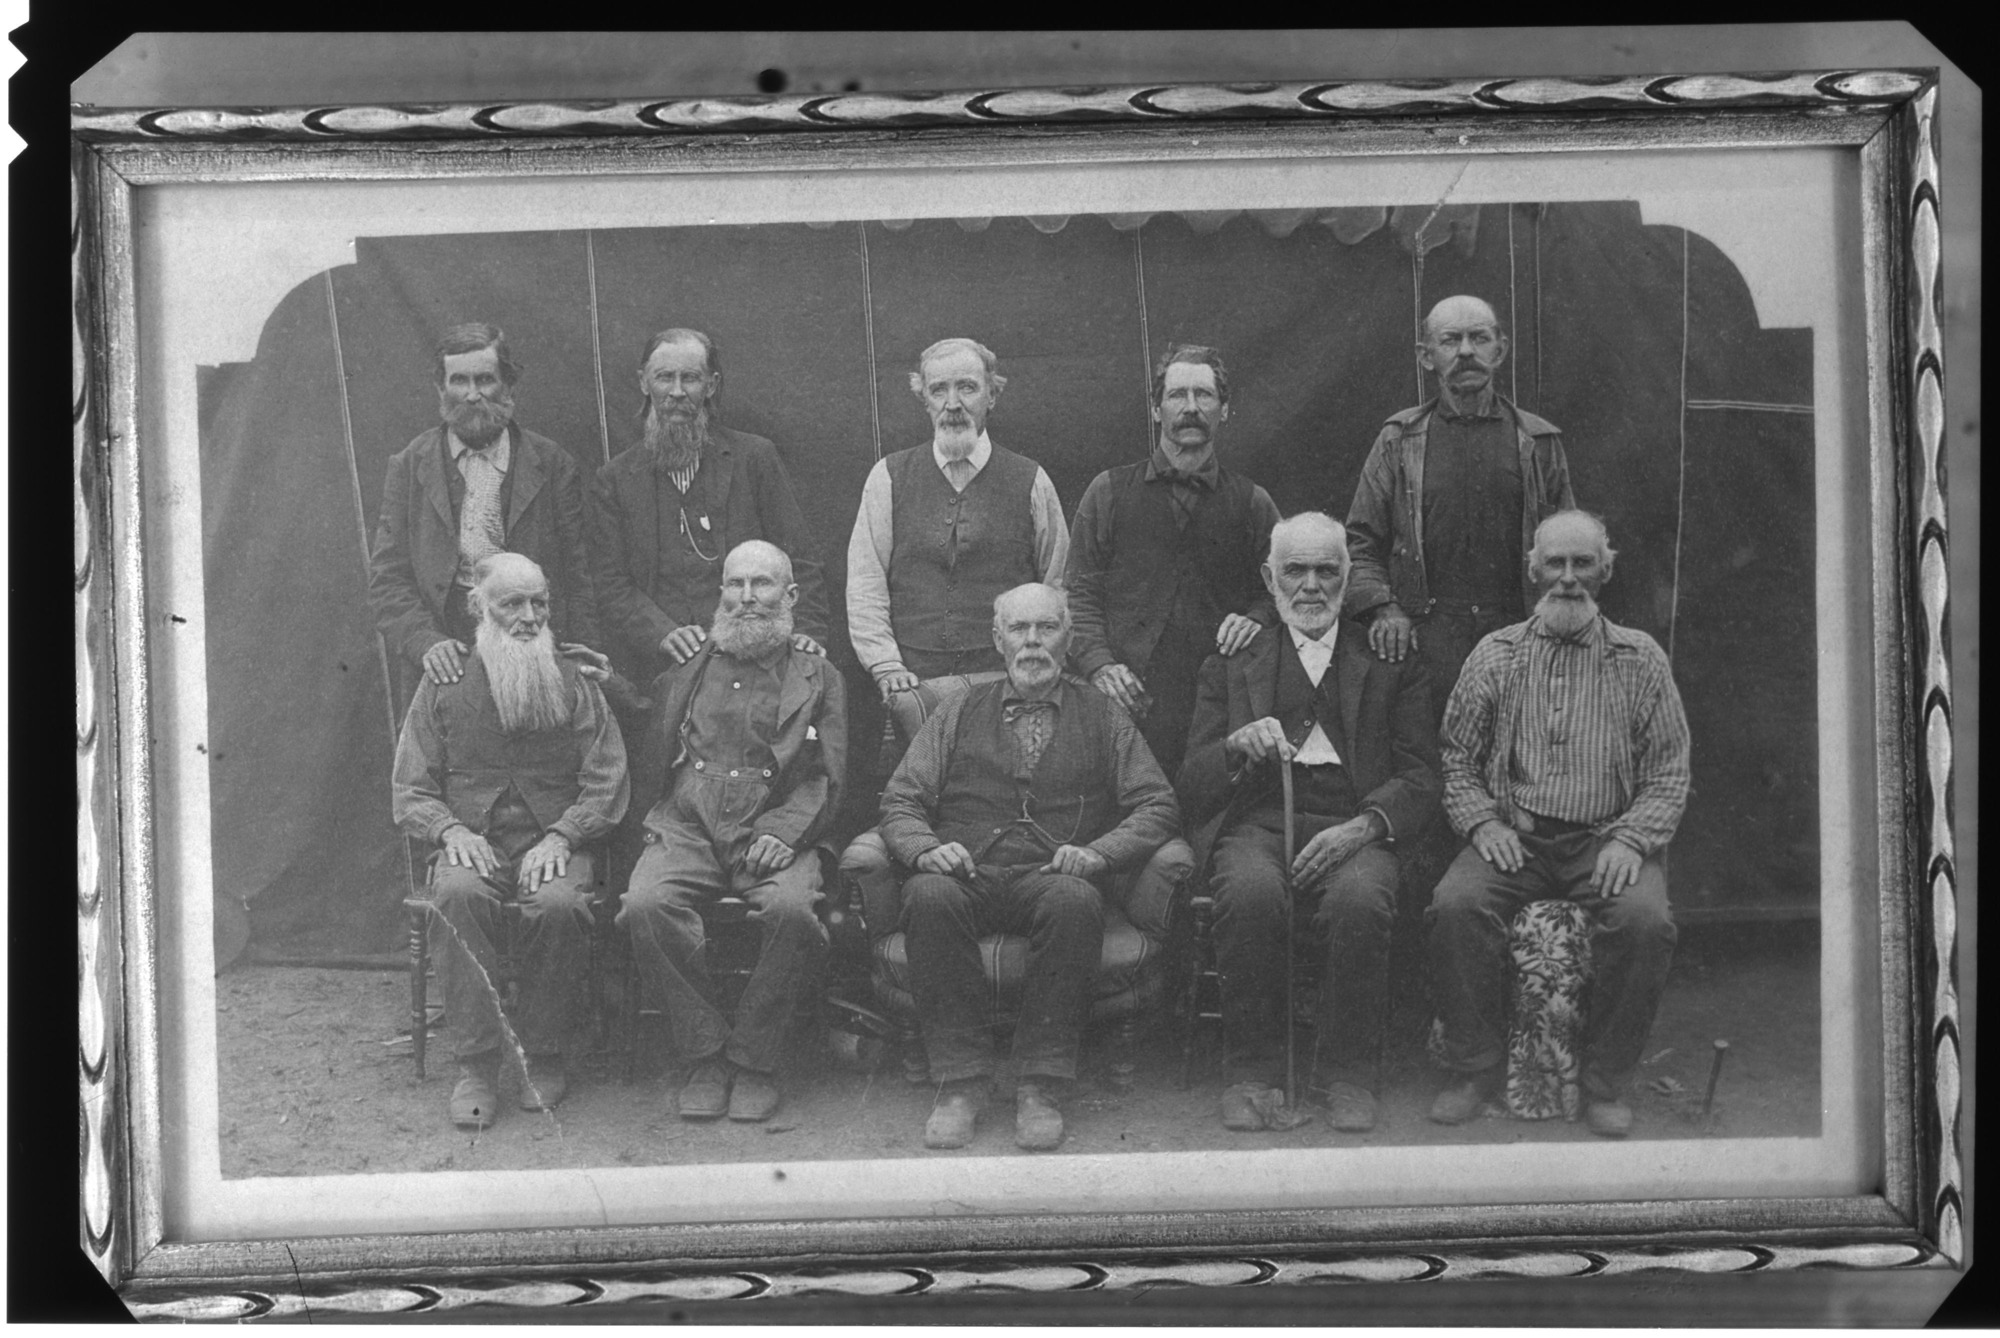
[1585,1097,1633,1138]
[924,1079,989,1149]
[728,1070,782,1122]
[1325,1081,1377,1132]
[449,1056,503,1130]
[1220,1081,1278,1131]
[1014,1082,1065,1151]
[1429,1068,1501,1125]
[677,1059,734,1120]
[519,1055,568,1111]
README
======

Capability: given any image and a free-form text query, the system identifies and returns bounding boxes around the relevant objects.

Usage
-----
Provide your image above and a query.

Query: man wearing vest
[591,328,831,688]
[370,323,601,706]
[1343,295,1576,718]
[1178,513,1440,1134]
[1068,343,1281,781]
[617,540,848,1125]
[392,554,630,1130]
[880,584,1179,1152]
[846,337,1070,700]
[1429,511,1689,1138]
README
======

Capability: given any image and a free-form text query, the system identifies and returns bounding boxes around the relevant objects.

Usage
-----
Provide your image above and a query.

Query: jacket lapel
[628,450,660,598]
[1240,630,1279,724]
[705,431,736,533]
[506,425,545,530]
[775,649,816,730]
[416,431,455,531]
[655,644,712,768]
[1335,627,1369,764]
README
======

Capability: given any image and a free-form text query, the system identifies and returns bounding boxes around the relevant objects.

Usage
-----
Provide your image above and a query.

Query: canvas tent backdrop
[196,200,1817,957]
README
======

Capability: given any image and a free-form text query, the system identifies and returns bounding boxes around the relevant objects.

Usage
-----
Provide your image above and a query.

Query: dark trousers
[1209,807,1399,1089]
[1414,603,1513,725]
[902,864,1105,1083]
[616,779,829,1075]
[430,850,596,1061]
[1428,826,1677,1092]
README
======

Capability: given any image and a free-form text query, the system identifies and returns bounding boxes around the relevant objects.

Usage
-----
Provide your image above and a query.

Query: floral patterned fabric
[1428,899,1594,1120]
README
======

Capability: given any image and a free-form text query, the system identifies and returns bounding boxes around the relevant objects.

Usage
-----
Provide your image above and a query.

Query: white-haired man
[617,540,847,1124]
[392,552,629,1129]
[880,584,1178,1152]
[847,337,1070,698]
[1428,510,1689,1138]
[1178,513,1440,1133]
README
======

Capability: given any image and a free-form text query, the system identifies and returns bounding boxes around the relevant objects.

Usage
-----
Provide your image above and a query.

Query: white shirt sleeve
[1029,466,1070,588]
[845,457,906,680]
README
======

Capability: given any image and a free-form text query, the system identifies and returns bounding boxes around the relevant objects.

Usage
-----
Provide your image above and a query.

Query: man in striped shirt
[1427,511,1690,1138]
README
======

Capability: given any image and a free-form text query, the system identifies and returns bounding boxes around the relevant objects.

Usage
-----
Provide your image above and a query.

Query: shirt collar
[1145,441,1219,489]
[448,428,512,472]
[1434,387,1504,422]
[932,431,992,477]
[1287,619,1340,655]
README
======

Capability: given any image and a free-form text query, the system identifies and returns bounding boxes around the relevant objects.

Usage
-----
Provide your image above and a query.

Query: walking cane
[1281,757,1298,1111]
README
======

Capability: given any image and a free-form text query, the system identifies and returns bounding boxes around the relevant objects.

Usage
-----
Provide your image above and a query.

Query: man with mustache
[880,584,1178,1152]
[392,553,629,1129]
[591,329,830,687]
[1343,295,1575,718]
[616,540,847,1123]
[1428,511,1689,1138]
[1178,513,1440,1133]
[847,338,1070,701]
[1066,344,1282,781]
[370,323,601,702]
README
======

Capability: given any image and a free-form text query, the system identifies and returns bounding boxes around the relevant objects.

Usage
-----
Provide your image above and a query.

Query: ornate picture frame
[72,70,1958,1318]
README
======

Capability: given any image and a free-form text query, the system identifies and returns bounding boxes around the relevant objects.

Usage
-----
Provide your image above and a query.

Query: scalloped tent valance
[803,203,1484,254]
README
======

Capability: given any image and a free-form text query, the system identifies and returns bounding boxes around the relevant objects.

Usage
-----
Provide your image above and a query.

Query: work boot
[519,1055,568,1111]
[1220,1081,1278,1131]
[1014,1081,1065,1151]
[449,1053,503,1130]
[924,1077,989,1149]
[678,1058,734,1120]
[1428,1066,1503,1125]
[728,1069,783,1123]
[1324,1081,1378,1133]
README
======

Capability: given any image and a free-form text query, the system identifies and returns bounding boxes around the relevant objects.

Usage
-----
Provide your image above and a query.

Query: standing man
[880,584,1179,1152]
[591,328,830,687]
[1178,513,1439,1133]
[847,337,1070,698]
[1344,295,1575,716]
[1067,344,1281,781]
[617,540,846,1125]
[370,322,599,702]
[1428,511,1689,1138]
[392,553,628,1130]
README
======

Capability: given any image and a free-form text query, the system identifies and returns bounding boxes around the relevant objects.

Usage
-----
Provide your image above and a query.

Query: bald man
[1343,295,1575,720]
[616,540,847,1124]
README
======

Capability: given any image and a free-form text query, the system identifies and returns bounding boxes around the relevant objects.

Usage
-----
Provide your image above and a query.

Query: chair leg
[406,900,429,1081]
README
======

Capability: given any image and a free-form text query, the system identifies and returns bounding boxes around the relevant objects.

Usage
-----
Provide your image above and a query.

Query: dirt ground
[215,922,1818,1178]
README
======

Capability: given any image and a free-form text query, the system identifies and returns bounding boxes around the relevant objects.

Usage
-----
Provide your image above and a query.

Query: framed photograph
[74,67,1960,1318]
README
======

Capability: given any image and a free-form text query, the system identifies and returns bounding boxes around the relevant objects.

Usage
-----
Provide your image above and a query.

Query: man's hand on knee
[1589,838,1644,897]
[1290,814,1379,888]
[1039,844,1108,880]
[440,824,501,877]
[1470,820,1527,874]
[516,832,572,891]
[914,843,975,878]
[742,833,797,877]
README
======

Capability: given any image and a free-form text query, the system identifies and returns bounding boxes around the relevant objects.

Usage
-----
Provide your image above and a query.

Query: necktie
[457,449,507,580]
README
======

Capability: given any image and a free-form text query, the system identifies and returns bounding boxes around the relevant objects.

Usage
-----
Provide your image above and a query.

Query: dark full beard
[643,401,710,473]
[709,602,795,658]
[1535,588,1600,638]
[441,393,515,448]
[476,618,571,733]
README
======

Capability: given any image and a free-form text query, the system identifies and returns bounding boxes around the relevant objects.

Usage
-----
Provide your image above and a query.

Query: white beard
[709,602,795,659]
[476,619,571,733]
[932,419,979,460]
[1276,585,1342,640]
[1535,588,1600,638]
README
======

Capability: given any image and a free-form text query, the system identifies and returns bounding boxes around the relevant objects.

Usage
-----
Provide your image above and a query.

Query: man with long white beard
[392,553,629,1130]
[591,329,830,687]
[1178,513,1440,1134]
[616,540,847,1124]
[1428,510,1689,1138]
[882,583,1178,1152]
[847,338,1070,700]
[370,322,599,703]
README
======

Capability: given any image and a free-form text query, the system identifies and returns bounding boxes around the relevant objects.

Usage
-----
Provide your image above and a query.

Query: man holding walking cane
[1178,513,1441,1133]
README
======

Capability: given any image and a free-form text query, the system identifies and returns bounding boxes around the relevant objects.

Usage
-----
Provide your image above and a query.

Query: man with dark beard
[616,540,847,1124]
[370,323,599,703]
[1427,511,1690,1138]
[881,583,1178,1152]
[1177,513,1439,1134]
[1067,344,1281,781]
[591,329,830,687]
[392,553,629,1130]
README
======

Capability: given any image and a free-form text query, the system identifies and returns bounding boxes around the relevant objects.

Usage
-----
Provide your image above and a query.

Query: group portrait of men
[377,296,1691,1152]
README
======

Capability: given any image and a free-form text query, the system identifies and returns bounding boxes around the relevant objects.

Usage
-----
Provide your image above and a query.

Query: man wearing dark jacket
[369,322,599,704]
[591,328,830,687]
[1179,513,1440,1134]
[1067,344,1281,780]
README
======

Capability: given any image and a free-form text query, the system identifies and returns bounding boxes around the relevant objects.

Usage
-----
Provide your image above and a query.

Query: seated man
[1179,512,1440,1133]
[880,583,1179,1152]
[617,541,847,1123]
[1428,510,1689,1138]
[392,553,629,1130]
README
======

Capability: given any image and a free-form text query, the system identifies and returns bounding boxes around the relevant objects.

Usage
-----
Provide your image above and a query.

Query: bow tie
[1001,699,1057,724]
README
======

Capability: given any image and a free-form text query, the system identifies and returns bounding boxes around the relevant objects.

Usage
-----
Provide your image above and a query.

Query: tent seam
[858,223,884,462]
[585,232,611,466]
